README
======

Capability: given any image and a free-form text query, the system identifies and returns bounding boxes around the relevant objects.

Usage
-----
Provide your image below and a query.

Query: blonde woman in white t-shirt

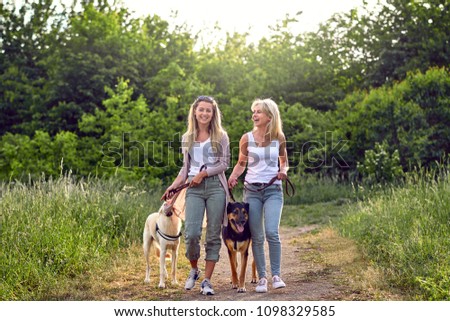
[162,96,230,296]
[228,98,289,293]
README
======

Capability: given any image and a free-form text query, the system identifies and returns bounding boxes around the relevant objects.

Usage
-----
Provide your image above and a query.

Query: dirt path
[180,225,343,301]
[77,225,402,301]
[178,226,372,301]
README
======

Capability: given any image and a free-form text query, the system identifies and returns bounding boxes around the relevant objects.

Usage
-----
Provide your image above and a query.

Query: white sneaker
[200,279,215,295]
[272,275,286,289]
[255,277,268,293]
[184,268,201,290]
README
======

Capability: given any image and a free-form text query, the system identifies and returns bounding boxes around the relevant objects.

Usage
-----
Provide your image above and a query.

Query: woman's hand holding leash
[162,165,209,200]
[189,170,208,187]
[277,172,288,181]
[228,176,238,190]
[161,186,174,201]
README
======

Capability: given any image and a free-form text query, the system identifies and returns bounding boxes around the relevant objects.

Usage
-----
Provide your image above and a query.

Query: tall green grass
[284,174,368,205]
[0,174,163,300]
[337,169,450,300]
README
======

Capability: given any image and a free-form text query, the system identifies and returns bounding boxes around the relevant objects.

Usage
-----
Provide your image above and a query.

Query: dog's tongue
[236,224,244,233]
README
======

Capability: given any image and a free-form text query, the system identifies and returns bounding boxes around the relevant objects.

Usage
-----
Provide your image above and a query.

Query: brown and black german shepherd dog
[222,201,256,293]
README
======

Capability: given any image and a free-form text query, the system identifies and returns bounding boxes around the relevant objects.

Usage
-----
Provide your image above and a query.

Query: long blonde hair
[183,96,226,154]
[251,98,283,140]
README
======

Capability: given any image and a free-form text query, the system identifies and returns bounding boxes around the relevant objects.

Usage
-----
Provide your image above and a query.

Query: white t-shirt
[245,132,281,184]
[188,138,214,176]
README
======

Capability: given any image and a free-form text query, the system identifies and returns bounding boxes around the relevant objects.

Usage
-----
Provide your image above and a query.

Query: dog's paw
[237,287,247,293]
[251,279,257,284]
[144,278,150,284]
[231,283,238,289]
[158,282,166,289]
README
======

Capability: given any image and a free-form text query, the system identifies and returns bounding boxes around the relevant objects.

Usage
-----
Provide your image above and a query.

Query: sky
[7,0,381,45]
[120,0,380,45]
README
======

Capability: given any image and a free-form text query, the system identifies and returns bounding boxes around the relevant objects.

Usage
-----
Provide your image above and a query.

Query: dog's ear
[227,202,234,213]
[244,202,249,213]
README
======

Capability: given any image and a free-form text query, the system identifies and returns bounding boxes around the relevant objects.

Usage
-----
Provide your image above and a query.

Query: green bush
[357,141,404,184]
[0,131,85,180]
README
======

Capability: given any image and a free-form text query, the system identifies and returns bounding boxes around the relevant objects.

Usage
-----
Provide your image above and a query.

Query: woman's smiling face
[252,104,271,127]
[195,101,214,126]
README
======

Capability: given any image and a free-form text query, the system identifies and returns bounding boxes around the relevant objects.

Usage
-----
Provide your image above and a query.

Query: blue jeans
[184,175,226,262]
[244,184,283,278]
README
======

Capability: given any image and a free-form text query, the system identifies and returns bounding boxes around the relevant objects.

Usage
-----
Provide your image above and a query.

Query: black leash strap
[283,177,295,196]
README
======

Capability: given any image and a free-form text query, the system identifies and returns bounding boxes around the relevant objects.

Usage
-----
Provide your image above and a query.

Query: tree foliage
[0,0,449,182]
[334,67,449,172]
[306,0,449,90]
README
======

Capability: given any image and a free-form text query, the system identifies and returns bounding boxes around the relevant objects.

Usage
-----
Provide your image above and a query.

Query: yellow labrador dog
[143,201,182,288]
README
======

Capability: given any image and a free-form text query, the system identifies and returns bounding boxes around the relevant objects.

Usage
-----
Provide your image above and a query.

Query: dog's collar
[156,223,182,241]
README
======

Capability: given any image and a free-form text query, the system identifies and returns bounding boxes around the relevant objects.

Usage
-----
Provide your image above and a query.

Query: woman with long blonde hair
[228,98,289,293]
[162,96,230,296]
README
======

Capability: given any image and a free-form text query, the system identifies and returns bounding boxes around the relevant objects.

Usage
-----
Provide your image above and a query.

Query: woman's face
[252,105,271,127]
[195,101,214,126]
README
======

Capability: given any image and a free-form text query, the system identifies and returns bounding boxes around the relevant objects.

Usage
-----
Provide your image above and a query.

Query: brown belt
[244,176,295,197]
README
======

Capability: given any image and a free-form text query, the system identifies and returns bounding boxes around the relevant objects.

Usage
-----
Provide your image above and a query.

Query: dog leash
[164,165,208,200]
[164,182,190,200]
[244,176,296,197]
